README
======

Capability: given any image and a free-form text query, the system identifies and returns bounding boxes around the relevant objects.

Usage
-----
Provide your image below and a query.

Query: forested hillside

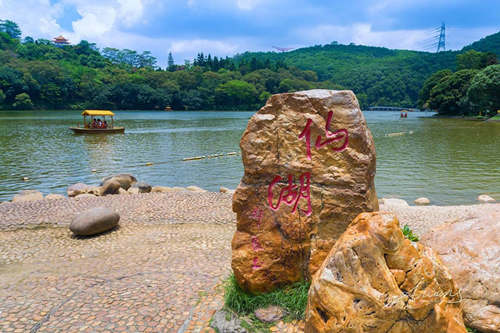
[0,18,498,111]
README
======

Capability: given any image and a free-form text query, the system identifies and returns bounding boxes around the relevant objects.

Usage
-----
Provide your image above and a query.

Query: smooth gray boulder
[100,174,137,190]
[131,182,152,193]
[70,207,120,236]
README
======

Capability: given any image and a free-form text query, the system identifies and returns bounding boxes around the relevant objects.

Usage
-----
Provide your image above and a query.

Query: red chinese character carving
[252,257,262,270]
[251,236,263,251]
[249,207,264,227]
[298,111,348,160]
[267,172,312,216]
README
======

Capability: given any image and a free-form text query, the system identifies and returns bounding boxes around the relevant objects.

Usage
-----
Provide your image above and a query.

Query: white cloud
[236,0,262,10]
[0,0,65,38]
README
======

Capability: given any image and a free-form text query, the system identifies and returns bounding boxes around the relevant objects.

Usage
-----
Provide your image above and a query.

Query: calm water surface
[0,110,498,205]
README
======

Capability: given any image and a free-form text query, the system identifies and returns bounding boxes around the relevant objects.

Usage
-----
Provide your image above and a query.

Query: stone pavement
[0,193,235,332]
[1,192,498,332]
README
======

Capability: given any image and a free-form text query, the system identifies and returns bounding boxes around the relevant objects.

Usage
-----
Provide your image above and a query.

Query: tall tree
[167,52,175,71]
[0,20,21,39]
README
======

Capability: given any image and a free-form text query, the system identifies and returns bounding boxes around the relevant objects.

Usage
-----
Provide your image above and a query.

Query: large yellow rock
[231,90,378,293]
[305,212,466,333]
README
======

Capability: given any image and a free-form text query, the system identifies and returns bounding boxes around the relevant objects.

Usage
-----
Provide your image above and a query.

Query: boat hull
[69,127,125,134]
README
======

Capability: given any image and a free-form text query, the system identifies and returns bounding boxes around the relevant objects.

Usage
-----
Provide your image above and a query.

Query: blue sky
[1,0,499,67]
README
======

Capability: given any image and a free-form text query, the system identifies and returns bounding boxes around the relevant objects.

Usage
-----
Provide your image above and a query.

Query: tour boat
[69,110,125,134]
[164,106,172,111]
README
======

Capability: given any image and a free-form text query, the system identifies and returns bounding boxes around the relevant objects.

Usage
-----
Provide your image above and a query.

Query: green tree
[466,64,500,116]
[428,69,479,115]
[215,80,258,109]
[0,20,21,39]
[417,69,452,109]
[12,93,33,109]
[457,50,497,71]
[0,89,5,104]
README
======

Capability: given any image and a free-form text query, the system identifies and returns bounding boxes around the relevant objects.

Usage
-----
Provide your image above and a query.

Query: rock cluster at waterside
[306,212,466,333]
[231,89,378,293]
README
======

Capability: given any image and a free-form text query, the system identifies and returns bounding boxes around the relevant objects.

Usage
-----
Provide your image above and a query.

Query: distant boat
[69,110,125,134]
[165,106,172,111]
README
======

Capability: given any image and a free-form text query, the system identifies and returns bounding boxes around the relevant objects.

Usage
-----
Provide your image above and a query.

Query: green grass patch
[402,225,419,242]
[224,274,310,321]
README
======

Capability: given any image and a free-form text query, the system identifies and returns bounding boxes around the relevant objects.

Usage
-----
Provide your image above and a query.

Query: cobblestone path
[0,193,234,332]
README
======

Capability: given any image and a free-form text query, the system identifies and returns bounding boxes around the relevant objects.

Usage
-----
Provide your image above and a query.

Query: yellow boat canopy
[81,110,115,116]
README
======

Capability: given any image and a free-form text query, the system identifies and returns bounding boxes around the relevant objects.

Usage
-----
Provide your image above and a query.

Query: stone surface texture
[232,90,378,293]
[70,207,120,236]
[421,213,500,333]
[254,305,285,323]
[12,190,44,202]
[306,212,466,333]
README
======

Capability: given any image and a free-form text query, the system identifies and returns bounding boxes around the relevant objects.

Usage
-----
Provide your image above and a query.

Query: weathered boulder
[231,90,378,293]
[100,174,137,190]
[12,190,44,202]
[70,207,120,236]
[101,179,121,195]
[186,185,207,192]
[414,197,431,205]
[421,214,500,333]
[45,193,65,200]
[67,183,90,197]
[305,212,466,333]
[477,194,495,203]
[131,182,152,193]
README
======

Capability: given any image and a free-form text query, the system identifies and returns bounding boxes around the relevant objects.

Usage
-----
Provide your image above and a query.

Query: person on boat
[97,119,102,128]
[92,119,97,128]
[103,120,108,129]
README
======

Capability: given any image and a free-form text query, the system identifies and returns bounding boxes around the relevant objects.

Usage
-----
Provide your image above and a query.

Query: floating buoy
[386,132,405,137]
[227,152,237,156]
[145,162,153,166]
[22,177,29,181]
[182,156,205,161]
[91,169,97,173]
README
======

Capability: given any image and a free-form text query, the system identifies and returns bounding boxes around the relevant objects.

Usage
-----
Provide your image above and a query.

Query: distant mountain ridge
[234,31,500,107]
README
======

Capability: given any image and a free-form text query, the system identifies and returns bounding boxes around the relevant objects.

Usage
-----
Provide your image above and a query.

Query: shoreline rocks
[478,194,495,203]
[414,197,431,205]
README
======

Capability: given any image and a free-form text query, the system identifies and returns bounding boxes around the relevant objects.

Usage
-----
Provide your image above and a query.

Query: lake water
[0,110,498,205]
